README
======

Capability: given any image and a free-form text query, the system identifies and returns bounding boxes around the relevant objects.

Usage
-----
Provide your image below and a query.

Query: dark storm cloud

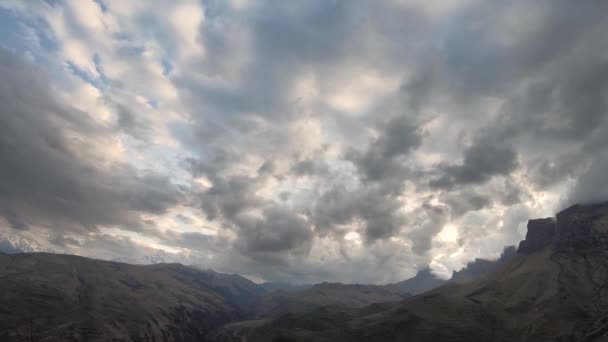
[311,184,406,242]
[176,0,431,131]
[291,159,329,177]
[106,99,150,140]
[188,158,318,262]
[430,140,519,190]
[0,48,182,232]
[171,0,442,260]
[234,206,313,261]
[567,155,608,206]
[527,157,578,190]
[463,1,608,205]
[437,1,608,101]
[5,0,608,284]
[408,203,448,255]
[198,174,264,221]
[176,0,608,275]
[347,115,423,185]
[439,190,493,219]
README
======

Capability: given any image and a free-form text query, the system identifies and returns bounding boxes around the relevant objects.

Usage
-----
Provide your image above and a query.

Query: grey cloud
[439,190,493,219]
[198,174,264,221]
[177,0,433,134]
[234,206,313,261]
[167,231,224,254]
[5,0,608,285]
[0,49,182,233]
[431,140,518,190]
[566,152,608,206]
[408,203,449,255]
[257,160,276,176]
[107,99,150,141]
[347,115,423,185]
[439,1,608,101]
[312,185,406,242]
[527,156,578,190]
[291,158,329,177]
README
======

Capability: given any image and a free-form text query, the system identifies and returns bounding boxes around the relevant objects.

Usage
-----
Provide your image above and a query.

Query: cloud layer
[0,0,607,283]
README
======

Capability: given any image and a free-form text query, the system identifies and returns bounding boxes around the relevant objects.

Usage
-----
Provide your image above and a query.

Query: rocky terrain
[254,282,411,318]
[449,245,517,284]
[389,266,447,295]
[0,252,416,341]
[4,202,608,341]
[215,202,608,341]
[0,253,265,341]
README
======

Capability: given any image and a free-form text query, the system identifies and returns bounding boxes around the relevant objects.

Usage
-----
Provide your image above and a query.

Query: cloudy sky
[0,0,607,284]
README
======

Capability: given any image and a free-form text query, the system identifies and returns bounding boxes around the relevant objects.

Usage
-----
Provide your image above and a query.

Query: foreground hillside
[254,282,410,318]
[0,253,413,341]
[215,202,608,341]
[0,253,265,341]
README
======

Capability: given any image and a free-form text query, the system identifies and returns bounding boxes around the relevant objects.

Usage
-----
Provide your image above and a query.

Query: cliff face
[518,202,608,254]
[555,202,608,250]
[517,217,556,253]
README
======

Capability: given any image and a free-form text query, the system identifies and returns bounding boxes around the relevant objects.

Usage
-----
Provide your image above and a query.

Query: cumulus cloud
[430,139,519,190]
[0,0,607,284]
[0,49,182,233]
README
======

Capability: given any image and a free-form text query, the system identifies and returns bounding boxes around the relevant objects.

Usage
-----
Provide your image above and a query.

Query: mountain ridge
[5,202,608,341]
[214,202,608,341]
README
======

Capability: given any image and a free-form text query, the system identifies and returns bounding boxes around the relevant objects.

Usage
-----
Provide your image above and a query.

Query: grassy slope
[0,253,254,341]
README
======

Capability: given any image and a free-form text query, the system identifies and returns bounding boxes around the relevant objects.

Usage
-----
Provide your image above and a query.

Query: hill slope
[390,266,447,295]
[255,282,411,318]
[0,252,264,341]
[215,202,608,341]
[347,203,608,341]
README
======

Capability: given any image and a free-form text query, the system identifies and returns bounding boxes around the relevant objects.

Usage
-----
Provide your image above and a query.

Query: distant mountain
[0,234,46,254]
[0,233,175,267]
[390,266,447,295]
[259,281,311,293]
[255,282,411,318]
[110,251,171,266]
[180,267,267,314]
[0,252,265,341]
[214,202,608,341]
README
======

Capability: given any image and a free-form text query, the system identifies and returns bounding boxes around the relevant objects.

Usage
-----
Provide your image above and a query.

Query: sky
[0,0,607,284]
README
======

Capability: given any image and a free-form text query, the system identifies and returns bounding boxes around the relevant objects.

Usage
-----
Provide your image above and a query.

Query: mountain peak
[393,266,446,295]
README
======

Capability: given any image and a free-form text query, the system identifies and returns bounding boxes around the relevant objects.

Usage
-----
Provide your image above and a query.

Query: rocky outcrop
[554,202,608,251]
[517,203,608,254]
[392,266,447,295]
[451,246,516,283]
[517,217,556,253]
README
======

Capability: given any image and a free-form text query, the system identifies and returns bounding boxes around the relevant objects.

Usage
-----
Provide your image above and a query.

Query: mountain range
[3,202,608,341]
[216,202,608,341]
